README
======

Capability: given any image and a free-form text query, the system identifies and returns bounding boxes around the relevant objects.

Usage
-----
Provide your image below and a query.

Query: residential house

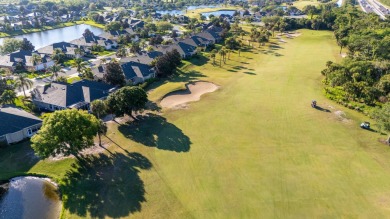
[129,19,145,29]
[0,50,54,72]
[0,106,42,145]
[31,80,116,111]
[154,42,197,59]
[196,30,222,44]
[37,42,86,59]
[120,61,155,84]
[120,51,163,65]
[98,28,138,42]
[70,35,117,50]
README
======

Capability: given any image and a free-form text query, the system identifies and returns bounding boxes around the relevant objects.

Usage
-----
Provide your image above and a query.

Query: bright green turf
[2,30,390,218]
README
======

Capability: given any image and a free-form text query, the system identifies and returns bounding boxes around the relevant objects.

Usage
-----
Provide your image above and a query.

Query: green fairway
[2,29,390,218]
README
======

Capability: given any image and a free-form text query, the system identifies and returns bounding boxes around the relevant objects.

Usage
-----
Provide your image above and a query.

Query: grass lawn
[292,0,322,10]
[67,76,81,84]
[378,0,390,6]
[93,50,115,56]
[82,20,105,29]
[185,6,240,19]
[1,29,390,218]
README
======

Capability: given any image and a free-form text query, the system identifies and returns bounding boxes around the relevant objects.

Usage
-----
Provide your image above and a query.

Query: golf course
[1,29,390,218]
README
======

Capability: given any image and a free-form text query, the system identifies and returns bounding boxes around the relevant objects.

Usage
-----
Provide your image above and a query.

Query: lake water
[0,176,62,219]
[0,24,103,49]
[201,10,236,18]
[157,9,184,15]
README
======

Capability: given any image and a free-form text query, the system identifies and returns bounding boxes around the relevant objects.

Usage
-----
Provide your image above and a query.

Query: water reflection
[0,24,103,49]
[0,177,61,219]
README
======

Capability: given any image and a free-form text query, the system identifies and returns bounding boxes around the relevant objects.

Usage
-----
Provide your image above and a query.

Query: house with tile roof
[0,50,54,72]
[31,80,116,111]
[0,106,42,145]
[70,35,117,50]
[37,42,86,59]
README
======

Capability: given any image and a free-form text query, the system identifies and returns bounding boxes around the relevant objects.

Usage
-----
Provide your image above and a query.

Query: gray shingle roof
[121,61,154,80]
[0,106,42,136]
[32,80,116,108]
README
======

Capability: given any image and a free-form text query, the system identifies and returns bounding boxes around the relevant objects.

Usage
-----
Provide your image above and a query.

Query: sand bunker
[160,81,218,108]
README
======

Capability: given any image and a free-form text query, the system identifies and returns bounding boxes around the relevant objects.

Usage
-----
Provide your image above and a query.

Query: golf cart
[311,100,317,108]
[360,122,370,130]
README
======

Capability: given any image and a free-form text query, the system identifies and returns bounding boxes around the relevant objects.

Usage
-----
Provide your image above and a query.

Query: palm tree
[73,58,87,73]
[218,49,226,67]
[211,49,218,64]
[31,53,42,66]
[14,74,34,97]
[226,49,231,60]
[97,120,107,146]
[81,67,94,80]
[210,53,216,65]
[90,99,107,119]
[74,48,85,58]
[52,48,64,63]
[0,90,17,105]
[100,58,107,65]
[48,64,64,79]
[116,47,127,58]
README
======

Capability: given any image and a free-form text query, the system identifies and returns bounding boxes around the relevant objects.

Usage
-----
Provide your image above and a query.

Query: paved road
[358,0,389,19]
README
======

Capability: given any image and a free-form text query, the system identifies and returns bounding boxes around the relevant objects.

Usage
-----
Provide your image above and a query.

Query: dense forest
[319,4,389,114]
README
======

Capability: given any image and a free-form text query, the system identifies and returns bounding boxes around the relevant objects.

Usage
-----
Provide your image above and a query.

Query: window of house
[27,128,32,136]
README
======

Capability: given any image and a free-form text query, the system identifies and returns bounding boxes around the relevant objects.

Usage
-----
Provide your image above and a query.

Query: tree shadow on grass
[243,71,256,75]
[188,55,209,66]
[118,113,191,152]
[171,70,206,83]
[232,66,247,70]
[145,101,161,112]
[61,152,152,218]
[0,141,40,179]
[269,45,283,50]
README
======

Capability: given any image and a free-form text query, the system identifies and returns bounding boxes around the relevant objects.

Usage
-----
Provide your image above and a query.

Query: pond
[0,176,62,219]
[201,10,236,18]
[157,9,184,15]
[0,24,103,50]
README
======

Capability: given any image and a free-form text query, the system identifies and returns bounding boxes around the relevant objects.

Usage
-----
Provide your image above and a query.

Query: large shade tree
[103,60,126,86]
[373,102,390,144]
[31,109,100,159]
[20,38,35,51]
[106,86,148,120]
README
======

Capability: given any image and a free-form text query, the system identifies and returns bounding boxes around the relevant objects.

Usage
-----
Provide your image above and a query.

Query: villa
[70,35,117,50]
[37,42,87,59]
[31,80,116,111]
[121,61,156,84]
[0,50,54,72]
